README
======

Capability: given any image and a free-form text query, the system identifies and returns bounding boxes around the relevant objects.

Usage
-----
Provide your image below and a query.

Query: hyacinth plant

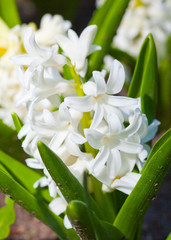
[0,0,171,239]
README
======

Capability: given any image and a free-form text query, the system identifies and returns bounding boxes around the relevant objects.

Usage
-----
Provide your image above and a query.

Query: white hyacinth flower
[35,14,72,46]
[85,110,143,179]
[65,60,140,128]
[11,27,66,77]
[113,0,171,57]
[56,25,101,77]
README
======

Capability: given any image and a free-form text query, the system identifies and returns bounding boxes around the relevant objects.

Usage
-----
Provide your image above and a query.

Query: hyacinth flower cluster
[0,14,71,126]
[11,24,161,229]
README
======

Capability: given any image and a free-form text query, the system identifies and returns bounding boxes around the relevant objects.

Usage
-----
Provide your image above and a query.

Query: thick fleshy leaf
[37,142,106,221]
[158,35,171,129]
[0,0,21,27]
[166,233,171,240]
[0,197,15,239]
[114,132,171,239]
[67,200,123,240]
[87,0,130,77]
[0,151,51,203]
[89,0,115,28]
[11,113,23,134]
[0,119,27,163]
[0,169,78,240]
[128,34,158,123]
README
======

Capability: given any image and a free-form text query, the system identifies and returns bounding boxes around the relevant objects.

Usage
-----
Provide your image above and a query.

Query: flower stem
[69,65,96,157]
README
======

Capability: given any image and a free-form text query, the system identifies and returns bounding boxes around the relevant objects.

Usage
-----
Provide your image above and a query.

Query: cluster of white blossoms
[12,24,159,228]
[96,0,171,57]
[113,0,171,57]
[0,14,71,126]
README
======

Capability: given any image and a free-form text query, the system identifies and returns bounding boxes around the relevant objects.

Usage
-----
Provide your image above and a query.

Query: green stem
[69,65,96,157]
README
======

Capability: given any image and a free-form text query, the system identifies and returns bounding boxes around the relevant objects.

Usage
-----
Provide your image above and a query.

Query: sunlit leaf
[0,169,78,240]
[128,34,158,123]
[67,200,123,240]
[114,134,171,239]
[87,0,130,77]
[0,151,51,203]
[37,142,106,221]
[0,0,21,28]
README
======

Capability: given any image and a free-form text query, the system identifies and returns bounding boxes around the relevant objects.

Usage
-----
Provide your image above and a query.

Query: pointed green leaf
[166,233,171,240]
[158,35,171,129]
[0,196,15,239]
[114,135,171,239]
[0,169,78,240]
[128,34,158,122]
[37,142,106,221]
[0,0,21,28]
[0,151,51,203]
[0,119,27,163]
[142,129,171,173]
[67,200,123,240]
[11,113,23,134]
[87,0,130,77]
[37,142,86,203]
[89,0,116,28]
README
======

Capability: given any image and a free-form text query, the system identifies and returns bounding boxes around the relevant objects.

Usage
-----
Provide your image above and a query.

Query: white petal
[83,81,97,96]
[25,158,43,169]
[111,172,141,195]
[106,95,139,107]
[107,149,122,179]
[33,176,48,188]
[49,180,57,198]
[92,71,107,95]
[71,132,86,144]
[90,104,104,129]
[91,147,110,174]
[142,119,160,143]
[107,113,122,135]
[118,140,143,154]
[107,60,125,94]
[84,128,105,149]
[64,215,72,229]
[59,102,71,122]
[49,197,67,216]
[49,131,68,152]
[79,25,98,57]
[65,96,94,112]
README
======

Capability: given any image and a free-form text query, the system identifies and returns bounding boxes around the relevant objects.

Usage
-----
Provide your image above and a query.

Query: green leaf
[89,0,116,28]
[114,135,171,239]
[0,169,78,240]
[128,34,158,123]
[166,233,171,240]
[87,0,130,77]
[141,129,171,173]
[0,196,15,239]
[0,119,27,163]
[158,35,171,129]
[0,0,21,28]
[37,142,106,221]
[67,200,123,240]
[0,151,51,203]
[11,113,23,134]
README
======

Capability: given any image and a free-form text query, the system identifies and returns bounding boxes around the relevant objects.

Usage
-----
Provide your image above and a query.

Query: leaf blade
[128,34,158,122]
[114,136,171,239]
